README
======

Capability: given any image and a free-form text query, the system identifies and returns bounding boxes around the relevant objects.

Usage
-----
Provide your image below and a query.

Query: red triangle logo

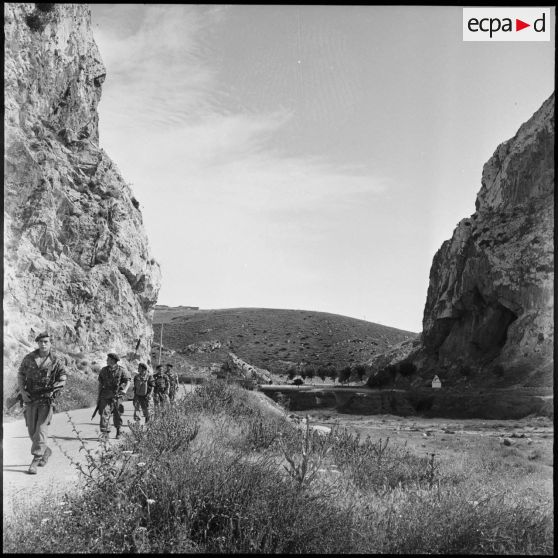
[516,19,530,31]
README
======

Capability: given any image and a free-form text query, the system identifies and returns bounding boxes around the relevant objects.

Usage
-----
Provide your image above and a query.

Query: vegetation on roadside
[3,379,553,554]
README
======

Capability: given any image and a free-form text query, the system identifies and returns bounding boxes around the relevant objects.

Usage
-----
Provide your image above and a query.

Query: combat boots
[38,446,52,467]
[28,456,42,475]
[115,428,121,439]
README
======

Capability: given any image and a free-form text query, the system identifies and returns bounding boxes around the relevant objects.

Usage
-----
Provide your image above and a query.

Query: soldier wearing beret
[97,353,131,439]
[17,331,67,475]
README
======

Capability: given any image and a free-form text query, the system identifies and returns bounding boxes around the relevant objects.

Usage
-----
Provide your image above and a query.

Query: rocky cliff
[408,93,554,388]
[4,4,161,389]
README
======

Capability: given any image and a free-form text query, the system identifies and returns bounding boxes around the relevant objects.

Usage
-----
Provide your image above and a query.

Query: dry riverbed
[301,410,554,473]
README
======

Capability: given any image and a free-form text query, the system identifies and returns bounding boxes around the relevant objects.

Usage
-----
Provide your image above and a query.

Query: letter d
[534,13,545,32]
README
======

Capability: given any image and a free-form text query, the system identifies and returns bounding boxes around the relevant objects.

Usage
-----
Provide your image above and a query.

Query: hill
[152,306,417,375]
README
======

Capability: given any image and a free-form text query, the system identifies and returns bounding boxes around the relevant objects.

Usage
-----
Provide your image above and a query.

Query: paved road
[3,386,196,518]
[2,398,141,518]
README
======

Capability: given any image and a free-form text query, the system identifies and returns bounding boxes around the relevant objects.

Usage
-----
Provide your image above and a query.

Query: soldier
[17,331,67,475]
[132,362,154,423]
[166,363,179,403]
[152,364,170,409]
[97,353,130,439]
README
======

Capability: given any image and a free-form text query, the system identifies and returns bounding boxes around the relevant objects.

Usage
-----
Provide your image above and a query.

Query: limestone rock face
[417,93,554,387]
[4,4,161,384]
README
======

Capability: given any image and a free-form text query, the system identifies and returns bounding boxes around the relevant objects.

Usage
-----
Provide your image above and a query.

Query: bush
[398,361,417,376]
[327,428,439,492]
[25,12,45,31]
[367,366,394,388]
[4,412,355,553]
[358,484,553,554]
[36,3,55,12]
[3,380,553,555]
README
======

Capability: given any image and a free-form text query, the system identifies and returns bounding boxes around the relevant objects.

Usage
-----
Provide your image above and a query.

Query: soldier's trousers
[153,392,169,408]
[99,396,123,433]
[133,396,151,422]
[23,400,54,456]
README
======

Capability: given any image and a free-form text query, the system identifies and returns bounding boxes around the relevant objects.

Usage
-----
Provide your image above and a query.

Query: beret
[107,353,120,362]
[35,331,50,342]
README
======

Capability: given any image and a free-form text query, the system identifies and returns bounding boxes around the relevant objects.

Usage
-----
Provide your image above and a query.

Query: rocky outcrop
[215,352,272,385]
[411,93,554,388]
[4,4,161,388]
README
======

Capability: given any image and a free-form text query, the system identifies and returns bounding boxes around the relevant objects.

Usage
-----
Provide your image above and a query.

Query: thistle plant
[279,416,331,488]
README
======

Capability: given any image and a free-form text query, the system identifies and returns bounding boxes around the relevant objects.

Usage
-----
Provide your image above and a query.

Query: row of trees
[284,364,369,385]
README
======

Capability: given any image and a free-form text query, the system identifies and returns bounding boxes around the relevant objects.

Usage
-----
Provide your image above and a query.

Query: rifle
[91,402,100,420]
[6,388,23,410]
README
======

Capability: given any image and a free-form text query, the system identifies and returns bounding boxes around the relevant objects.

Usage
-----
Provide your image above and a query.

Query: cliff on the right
[410,93,553,389]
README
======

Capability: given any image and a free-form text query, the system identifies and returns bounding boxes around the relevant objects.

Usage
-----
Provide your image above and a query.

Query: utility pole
[158,322,163,364]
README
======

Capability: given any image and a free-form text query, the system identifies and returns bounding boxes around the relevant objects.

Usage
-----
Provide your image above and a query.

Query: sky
[90,5,554,333]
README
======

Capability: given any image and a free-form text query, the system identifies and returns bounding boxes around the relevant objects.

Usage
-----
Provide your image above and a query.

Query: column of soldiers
[16,329,180,475]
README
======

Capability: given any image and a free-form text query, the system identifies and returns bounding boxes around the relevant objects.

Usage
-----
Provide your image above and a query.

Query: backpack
[154,373,167,391]
[135,374,149,397]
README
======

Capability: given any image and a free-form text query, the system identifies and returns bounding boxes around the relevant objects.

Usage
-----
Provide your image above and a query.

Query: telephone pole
[158,322,163,364]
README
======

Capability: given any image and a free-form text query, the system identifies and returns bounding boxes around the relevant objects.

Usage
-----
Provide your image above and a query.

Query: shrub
[327,428,439,492]
[367,366,393,388]
[36,3,55,12]
[338,366,352,384]
[4,413,355,553]
[398,361,417,376]
[357,484,553,554]
[238,415,283,452]
[187,378,260,419]
[3,380,553,555]
[25,12,45,31]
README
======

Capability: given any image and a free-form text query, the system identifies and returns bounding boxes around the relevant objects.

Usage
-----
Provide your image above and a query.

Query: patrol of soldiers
[133,362,155,422]
[152,364,170,408]
[97,353,131,439]
[17,332,68,475]
[14,328,173,471]
[166,363,179,403]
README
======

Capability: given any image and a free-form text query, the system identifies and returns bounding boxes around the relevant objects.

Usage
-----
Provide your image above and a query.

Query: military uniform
[152,370,170,407]
[133,370,155,422]
[98,362,130,436]
[17,348,67,462]
[167,367,179,402]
